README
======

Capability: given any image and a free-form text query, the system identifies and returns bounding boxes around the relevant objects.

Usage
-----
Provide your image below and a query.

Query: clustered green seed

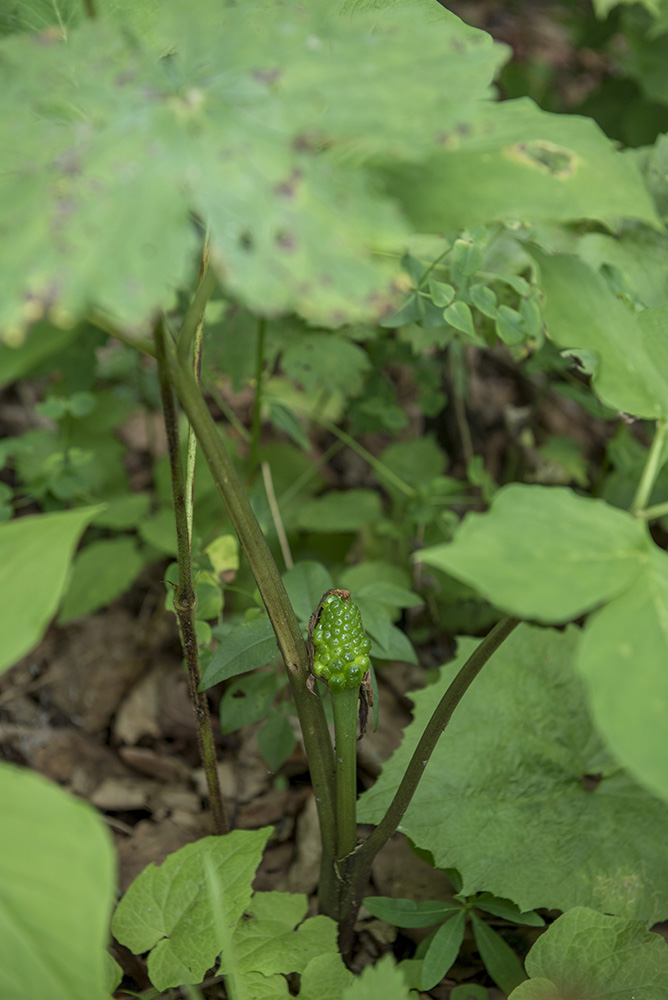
[312,593,372,692]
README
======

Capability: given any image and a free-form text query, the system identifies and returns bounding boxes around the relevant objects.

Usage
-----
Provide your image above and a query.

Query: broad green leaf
[92,492,151,530]
[380,435,447,489]
[269,403,312,452]
[339,560,411,593]
[58,537,147,624]
[299,953,354,1000]
[220,671,278,735]
[355,582,424,610]
[417,484,649,622]
[282,560,334,625]
[296,489,383,532]
[0,506,101,673]
[578,544,668,803]
[356,598,418,663]
[577,228,668,308]
[421,911,466,990]
[0,764,115,1000]
[257,712,296,772]
[0,0,162,38]
[205,534,239,575]
[0,0,507,340]
[112,829,272,991]
[201,617,278,689]
[358,625,668,921]
[509,907,668,1000]
[450,987,489,1000]
[104,953,123,995]
[473,894,544,927]
[534,249,668,419]
[280,333,370,396]
[0,322,79,385]
[237,971,290,999]
[383,97,661,231]
[342,955,411,1000]
[231,891,338,977]
[363,897,461,928]
[471,913,526,994]
[138,508,178,556]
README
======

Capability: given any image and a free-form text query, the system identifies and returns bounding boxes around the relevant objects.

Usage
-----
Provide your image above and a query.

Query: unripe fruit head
[312,593,371,691]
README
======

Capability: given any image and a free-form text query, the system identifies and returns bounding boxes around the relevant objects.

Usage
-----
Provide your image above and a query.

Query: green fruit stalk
[312,593,372,691]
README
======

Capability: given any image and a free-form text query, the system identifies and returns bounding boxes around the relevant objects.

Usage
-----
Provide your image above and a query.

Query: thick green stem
[638,499,668,521]
[337,615,520,956]
[155,322,228,836]
[331,686,360,860]
[163,339,339,912]
[630,417,668,515]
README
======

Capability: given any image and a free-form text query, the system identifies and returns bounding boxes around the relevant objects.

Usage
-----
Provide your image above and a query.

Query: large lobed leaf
[510,906,668,1000]
[578,545,668,804]
[381,97,661,232]
[416,484,650,623]
[357,624,668,921]
[112,828,272,990]
[534,249,668,419]
[0,0,506,341]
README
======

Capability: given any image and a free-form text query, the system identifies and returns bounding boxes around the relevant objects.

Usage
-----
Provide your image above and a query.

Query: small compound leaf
[469,283,498,318]
[443,301,476,338]
[428,279,456,307]
[495,304,525,345]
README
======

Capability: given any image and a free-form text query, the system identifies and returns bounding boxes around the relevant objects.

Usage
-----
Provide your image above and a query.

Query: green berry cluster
[312,593,372,692]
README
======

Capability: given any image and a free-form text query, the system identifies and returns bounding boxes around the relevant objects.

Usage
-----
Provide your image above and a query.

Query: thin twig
[261,460,293,570]
[155,320,228,836]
